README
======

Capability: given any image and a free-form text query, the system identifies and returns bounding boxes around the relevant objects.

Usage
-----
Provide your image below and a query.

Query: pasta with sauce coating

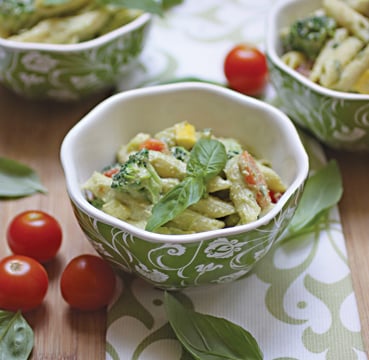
[83,122,286,234]
[281,0,369,94]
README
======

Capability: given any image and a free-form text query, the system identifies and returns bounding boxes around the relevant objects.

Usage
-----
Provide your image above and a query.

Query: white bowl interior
[61,83,309,242]
[266,0,369,100]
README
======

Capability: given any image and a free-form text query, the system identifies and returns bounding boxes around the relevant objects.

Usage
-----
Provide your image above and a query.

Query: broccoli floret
[283,15,337,59]
[171,146,191,162]
[111,149,162,203]
[90,197,105,209]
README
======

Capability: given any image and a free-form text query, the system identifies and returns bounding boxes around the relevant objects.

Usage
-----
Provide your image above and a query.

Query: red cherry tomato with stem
[60,254,116,311]
[0,255,49,312]
[7,210,62,263]
[224,44,268,96]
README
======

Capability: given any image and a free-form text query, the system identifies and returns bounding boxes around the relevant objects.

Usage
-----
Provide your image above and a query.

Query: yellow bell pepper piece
[175,122,196,149]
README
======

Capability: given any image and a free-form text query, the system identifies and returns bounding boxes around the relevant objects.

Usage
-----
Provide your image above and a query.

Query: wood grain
[0,85,110,359]
[326,148,369,354]
[0,84,368,359]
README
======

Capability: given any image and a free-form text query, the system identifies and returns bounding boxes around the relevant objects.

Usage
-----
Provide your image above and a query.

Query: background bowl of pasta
[0,1,151,101]
[266,0,369,152]
[60,82,309,289]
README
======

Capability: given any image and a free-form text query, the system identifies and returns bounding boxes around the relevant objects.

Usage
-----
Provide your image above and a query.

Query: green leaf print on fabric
[302,275,364,359]
[107,272,155,329]
[252,209,364,359]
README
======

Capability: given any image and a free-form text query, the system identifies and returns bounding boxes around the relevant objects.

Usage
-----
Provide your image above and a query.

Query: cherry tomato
[139,138,167,152]
[60,254,116,311]
[7,210,62,263]
[269,190,283,204]
[0,255,48,312]
[103,167,119,178]
[224,44,268,96]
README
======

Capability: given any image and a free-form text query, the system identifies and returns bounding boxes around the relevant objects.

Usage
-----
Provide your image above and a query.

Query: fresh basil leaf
[0,310,34,360]
[164,292,264,360]
[146,176,205,231]
[0,157,47,198]
[187,139,227,181]
[288,160,343,233]
[96,0,163,14]
[146,139,227,231]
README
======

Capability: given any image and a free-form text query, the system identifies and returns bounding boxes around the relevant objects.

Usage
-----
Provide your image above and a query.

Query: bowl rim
[0,12,151,52]
[60,82,309,244]
[265,0,369,101]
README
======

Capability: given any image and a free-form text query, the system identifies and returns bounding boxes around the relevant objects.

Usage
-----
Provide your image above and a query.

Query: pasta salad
[281,0,369,94]
[83,122,286,235]
[0,0,142,44]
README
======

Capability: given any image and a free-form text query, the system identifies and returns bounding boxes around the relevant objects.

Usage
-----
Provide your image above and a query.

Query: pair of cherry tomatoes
[0,210,61,311]
[224,44,268,96]
[0,210,116,312]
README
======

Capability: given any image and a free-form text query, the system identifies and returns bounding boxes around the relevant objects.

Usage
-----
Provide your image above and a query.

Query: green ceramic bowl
[0,13,151,101]
[266,0,369,152]
[60,83,309,289]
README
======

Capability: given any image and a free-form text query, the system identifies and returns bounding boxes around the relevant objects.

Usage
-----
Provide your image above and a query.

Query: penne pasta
[282,0,369,94]
[168,209,225,232]
[281,51,308,69]
[190,195,236,219]
[9,10,110,44]
[318,36,364,87]
[82,171,112,199]
[323,0,369,42]
[343,0,369,17]
[309,27,349,82]
[102,198,131,221]
[149,151,187,179]
[207,176,232,193]
[224,156,261,224]
[84,122,286,234]
[257,162,287,193]
[333,43,369,90]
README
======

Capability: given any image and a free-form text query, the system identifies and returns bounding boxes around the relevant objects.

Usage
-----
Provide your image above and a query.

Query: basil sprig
[0,310,34,360]
[0,157,47,198]
[164,292,263,360]
[145,139,227,231]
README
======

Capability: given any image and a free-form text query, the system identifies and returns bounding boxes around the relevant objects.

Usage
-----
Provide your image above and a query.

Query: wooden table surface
[0,84,368,359]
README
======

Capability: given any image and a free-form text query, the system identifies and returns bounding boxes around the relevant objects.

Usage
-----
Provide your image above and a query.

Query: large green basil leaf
[289,159,343,233]
[146,176,205,231]
[0,157,47,198]
[164,292,263,360]
[187,139,227,181]
[0,310,34,360]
